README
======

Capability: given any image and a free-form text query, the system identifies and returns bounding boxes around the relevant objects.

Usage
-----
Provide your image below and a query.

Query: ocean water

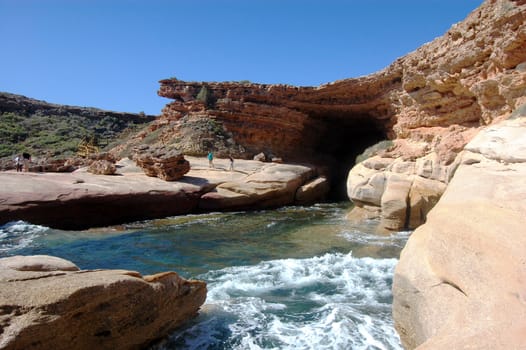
[0,203,409,349]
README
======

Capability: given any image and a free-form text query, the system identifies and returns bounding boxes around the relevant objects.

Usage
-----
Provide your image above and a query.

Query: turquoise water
[0,203,408,349]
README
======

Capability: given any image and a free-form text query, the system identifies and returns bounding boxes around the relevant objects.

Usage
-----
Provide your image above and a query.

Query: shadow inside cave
[308,114,389,201]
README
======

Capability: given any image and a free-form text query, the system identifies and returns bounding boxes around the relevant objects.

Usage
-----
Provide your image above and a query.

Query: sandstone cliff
[392,111,526,349]
[112,0,523,214]
[347,0,526,230]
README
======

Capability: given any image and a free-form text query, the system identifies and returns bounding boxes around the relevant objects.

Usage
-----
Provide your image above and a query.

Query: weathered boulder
[295,176,330,205]
[380,173,413,231]
[392,114,526,349]
[253,152,267,162]
[346,153,450,231]
[133,145,190,181]
[407,176,446,229]
[0,255,207,350]
[87,160,116,175]
[199,163,316,210]
[0,255,79,272]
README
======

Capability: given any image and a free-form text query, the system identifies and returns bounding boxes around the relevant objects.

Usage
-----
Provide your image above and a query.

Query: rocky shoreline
[392,114,526,349]
[0,156,328,230]
[1,0,525,348]
[0,255,206,350]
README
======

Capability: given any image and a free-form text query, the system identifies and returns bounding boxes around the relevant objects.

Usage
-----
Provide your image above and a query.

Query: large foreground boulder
[392,114,526,349]
[0,255,207,350]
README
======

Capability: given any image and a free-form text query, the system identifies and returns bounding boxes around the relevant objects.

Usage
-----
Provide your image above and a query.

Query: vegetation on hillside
[0,110,152,160]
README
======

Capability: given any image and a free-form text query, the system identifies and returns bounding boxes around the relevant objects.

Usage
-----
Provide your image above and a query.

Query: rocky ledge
[134,0,526,229]
[0,157,328,230]
[0,255,206,350]
[392,112,526,348]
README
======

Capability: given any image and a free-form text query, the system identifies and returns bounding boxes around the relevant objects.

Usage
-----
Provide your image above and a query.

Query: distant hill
[0,92,156,164]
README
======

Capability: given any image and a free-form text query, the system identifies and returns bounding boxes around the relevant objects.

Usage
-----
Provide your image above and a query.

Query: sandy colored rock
[0,157,323,229]
[199,163,316,210]
[379,173,413,231]
[87,160,116,175]
[407,176,446,229]
[0,255,79,272]
[0,255,206,350]
[295,176,330,205]
[347,159,390,207]
[347,154,451,231]
[133,145,190,181]
[392,115,526,349]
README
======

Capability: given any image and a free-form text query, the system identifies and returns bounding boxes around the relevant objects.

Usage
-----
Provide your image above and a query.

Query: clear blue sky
[1,0,482,115]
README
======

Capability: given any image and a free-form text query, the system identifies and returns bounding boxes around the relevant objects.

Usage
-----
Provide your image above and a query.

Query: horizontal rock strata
[0,255,206,350]
[347,0,526,230]
[111,0,521,210]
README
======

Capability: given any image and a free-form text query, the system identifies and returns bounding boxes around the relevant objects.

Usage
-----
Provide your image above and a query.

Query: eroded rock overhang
[154,0,526,204]
[156,70,404,198]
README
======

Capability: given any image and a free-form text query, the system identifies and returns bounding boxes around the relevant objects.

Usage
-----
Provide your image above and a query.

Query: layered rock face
[347,0,526,230]
[0,255,206,350]
[144,0,526,208]
[392,112,526,349]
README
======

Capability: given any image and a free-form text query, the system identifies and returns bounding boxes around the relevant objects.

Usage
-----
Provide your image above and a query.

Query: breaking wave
[155,252,402,350]
[0,221,48,253]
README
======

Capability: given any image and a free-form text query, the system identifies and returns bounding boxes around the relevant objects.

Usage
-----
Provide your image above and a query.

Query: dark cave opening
[311,115,389,201]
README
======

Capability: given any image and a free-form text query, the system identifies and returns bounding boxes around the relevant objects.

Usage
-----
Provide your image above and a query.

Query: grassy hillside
[0,92,156,161]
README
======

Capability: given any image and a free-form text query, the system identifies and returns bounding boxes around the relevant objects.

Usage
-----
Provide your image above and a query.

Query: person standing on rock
[22,152,31,172]
[208,151,214,168]
[228,155,234,171]
[14,154,22,172]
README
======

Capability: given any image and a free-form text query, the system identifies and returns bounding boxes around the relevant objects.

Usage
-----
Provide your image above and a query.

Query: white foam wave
[339,229,411,249]
[160,252,402,349]
[0,221,48,254]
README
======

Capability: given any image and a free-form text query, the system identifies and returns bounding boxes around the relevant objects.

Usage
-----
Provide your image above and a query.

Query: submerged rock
[0,255,207,350]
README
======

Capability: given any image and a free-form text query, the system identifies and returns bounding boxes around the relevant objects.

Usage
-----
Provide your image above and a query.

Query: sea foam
[157,252,402,350]
[0,221,48,254]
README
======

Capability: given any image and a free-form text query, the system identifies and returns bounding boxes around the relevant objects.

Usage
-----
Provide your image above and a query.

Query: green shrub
[196,86,216,107]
